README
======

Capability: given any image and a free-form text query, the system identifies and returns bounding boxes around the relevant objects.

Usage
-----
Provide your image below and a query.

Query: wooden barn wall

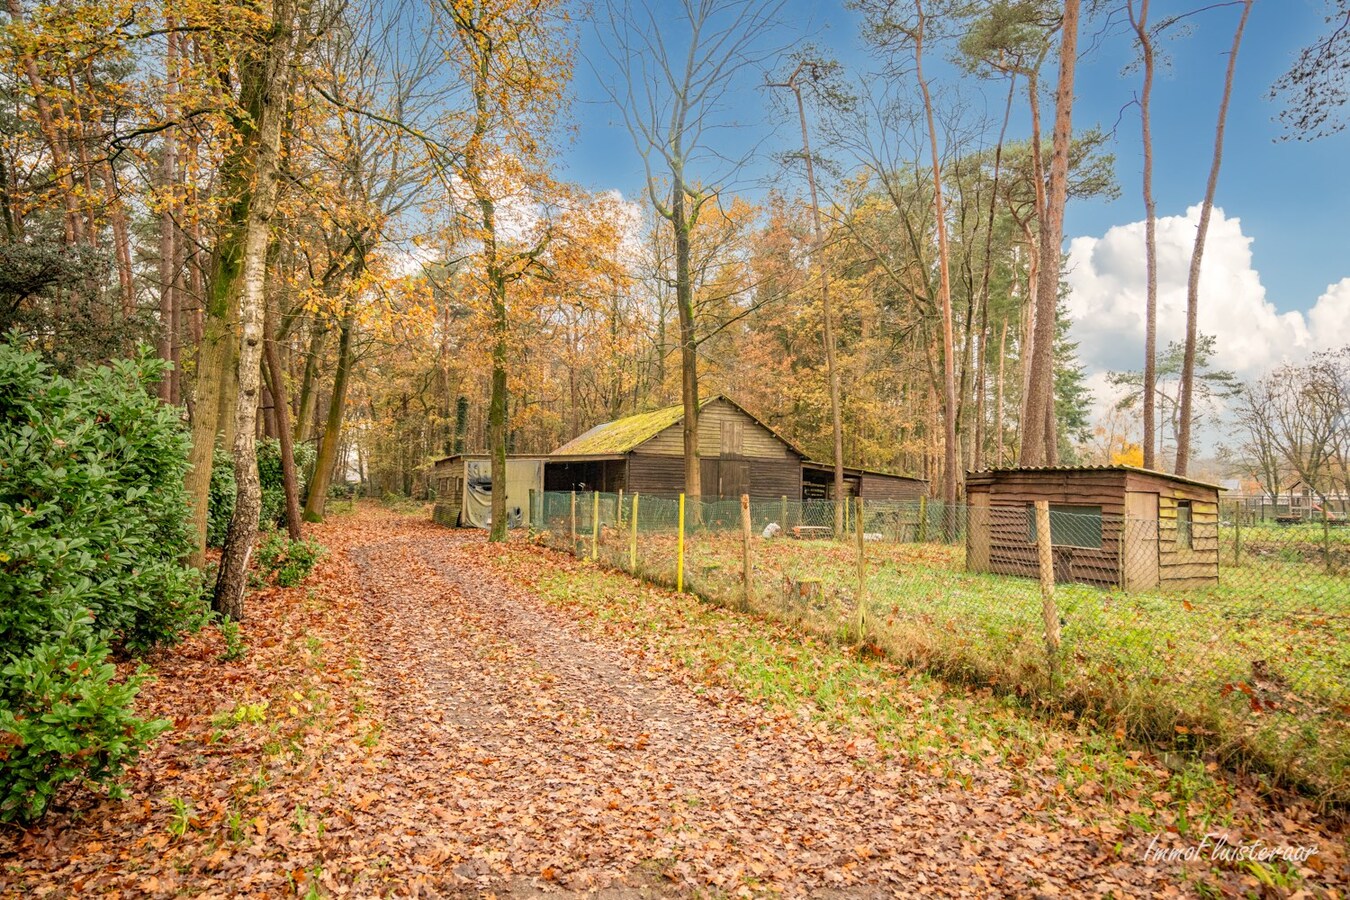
[750,460,802,500]
[626,453,686,497]
[626,454,800,500]
[860,473,927,501]
[1157,492,1220,588]
[965,470,1222,590]
[431,458,464,526]
[966,472,1129,587]
[639,399,797,460]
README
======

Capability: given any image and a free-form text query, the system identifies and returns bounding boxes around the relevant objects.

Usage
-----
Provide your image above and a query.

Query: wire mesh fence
[527,490,1349,802]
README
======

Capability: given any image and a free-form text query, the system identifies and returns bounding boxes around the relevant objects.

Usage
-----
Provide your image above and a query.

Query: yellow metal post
[677,493,686,593]
[629,493,640,571]
[591,491,600,561]
[855,496,866,641]
[741,494,752,611]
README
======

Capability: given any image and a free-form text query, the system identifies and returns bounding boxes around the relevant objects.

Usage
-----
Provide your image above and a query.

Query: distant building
[431,394,927,527]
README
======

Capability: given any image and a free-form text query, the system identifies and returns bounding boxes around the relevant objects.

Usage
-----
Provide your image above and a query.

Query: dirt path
[342,516,1205,898]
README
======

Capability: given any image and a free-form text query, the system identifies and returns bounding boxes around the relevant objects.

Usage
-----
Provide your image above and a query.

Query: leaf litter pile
[2,506,1346,897]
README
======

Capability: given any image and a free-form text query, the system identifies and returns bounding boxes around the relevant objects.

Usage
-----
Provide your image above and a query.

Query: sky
[553,0,1350,430]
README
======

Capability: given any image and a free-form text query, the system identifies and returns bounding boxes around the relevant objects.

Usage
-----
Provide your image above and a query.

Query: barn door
[1124,491,1159,590]
[719,460,750,499]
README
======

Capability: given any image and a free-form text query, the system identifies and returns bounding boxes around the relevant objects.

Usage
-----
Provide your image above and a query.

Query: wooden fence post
[677,493,686,593]
[617,488,624,527]
[917,496,929,543]
[1035,500,1061,689]
[855,496,866,642]
[527,488,536,536]
[629,493,640,572]
[591,491,600,561]
[570,491,577,557]
[780,495,788,531]
[741,494,752,611]
[1325,512,1333,574]
[1233,501,1242,566]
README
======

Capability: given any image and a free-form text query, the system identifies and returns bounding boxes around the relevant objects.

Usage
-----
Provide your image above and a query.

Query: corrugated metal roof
[967,464,1223,491]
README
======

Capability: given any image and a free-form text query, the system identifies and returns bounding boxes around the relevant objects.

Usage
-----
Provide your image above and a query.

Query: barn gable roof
[550,394,807,458]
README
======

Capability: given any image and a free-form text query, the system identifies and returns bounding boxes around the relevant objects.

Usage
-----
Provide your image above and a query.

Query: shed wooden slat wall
[966,468,1221,591]
[640,399,796,460]
[431,457,465,526]
[626,453,686,496]
[859,472,927,501]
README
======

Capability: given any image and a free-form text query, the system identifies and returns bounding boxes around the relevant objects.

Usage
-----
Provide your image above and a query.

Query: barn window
[1177,501,1193,549]
[1027,504,1103,549]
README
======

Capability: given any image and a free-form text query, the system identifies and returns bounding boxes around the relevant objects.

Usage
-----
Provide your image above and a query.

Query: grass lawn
[559,523,1350,806]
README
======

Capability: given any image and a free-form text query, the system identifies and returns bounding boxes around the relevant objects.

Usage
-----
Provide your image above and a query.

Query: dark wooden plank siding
[966,468,1221,590]
[626,453,686,497]
[860,472,927,501]
[750,460,802,500]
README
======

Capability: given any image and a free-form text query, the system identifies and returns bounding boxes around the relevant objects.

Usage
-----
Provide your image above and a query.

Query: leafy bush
[207,438,316,548]
[0,619,169,822]
[255,533,326,588]
[0,342,197,821]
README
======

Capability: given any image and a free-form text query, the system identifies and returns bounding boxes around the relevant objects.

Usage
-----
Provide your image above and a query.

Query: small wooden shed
[965,466,1221,590]
[431,455,544,529]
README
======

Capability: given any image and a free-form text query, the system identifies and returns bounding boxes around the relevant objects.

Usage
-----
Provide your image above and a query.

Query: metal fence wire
[527,491,1349,803]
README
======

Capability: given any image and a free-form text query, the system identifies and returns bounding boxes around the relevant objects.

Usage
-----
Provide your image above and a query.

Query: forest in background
[2,0,1345,571]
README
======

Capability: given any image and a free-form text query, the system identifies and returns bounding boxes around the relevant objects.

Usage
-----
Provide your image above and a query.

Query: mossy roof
[551,397,719,456]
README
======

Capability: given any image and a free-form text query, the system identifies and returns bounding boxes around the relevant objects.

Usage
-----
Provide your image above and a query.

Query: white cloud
[1064,205,1325,380]
[1308,277,1350,351]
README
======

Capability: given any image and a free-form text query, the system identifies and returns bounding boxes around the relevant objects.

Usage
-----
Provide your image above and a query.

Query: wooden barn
[965,466,1221,591]
[431,395,928,527]
[801,460,927,502]
[548,395,805,500]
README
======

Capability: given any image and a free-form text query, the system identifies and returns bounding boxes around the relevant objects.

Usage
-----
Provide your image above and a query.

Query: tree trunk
[157,25,180,402]
[785,73,845,532]
[215,0,300,619]
[995,320,1008,466]
[672,184,701,502]
[1130,0,1159,470]
[304,310,354,523]
[914,1,959,507]
[488,274,509,541]
[294,322,326,444]
[7,0,84,246]
[264,308,302,540]
[1176,0,1252,476]
[1020,1,1080,467]
[974,73,1017,472]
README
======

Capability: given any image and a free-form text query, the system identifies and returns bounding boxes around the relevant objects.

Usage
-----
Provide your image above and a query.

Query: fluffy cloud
[1063,205,1327,380]
[1308,277,1350,351]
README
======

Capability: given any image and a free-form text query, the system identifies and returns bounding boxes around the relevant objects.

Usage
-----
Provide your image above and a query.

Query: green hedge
[207,438,316,548]
[0,343,200,821]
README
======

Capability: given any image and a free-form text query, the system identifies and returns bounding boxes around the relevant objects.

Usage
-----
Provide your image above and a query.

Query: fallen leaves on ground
[2,505,1346,898]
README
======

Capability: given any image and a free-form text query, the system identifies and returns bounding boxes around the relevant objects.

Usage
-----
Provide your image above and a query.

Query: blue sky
[556,0,1348,330]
